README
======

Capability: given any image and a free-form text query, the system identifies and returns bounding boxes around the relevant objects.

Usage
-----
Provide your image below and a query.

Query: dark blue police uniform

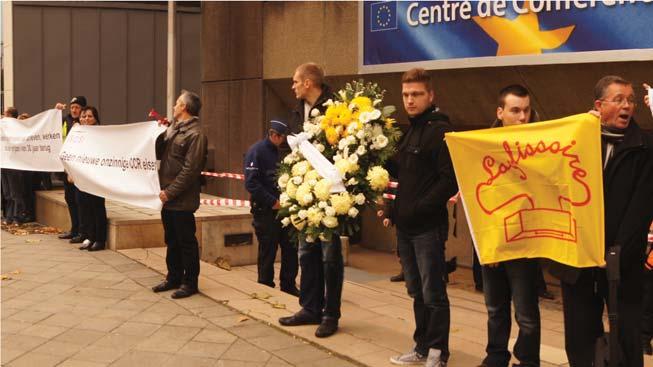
[244,121,298,294]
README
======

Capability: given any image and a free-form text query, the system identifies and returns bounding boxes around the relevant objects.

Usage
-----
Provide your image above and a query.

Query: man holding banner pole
[558,76,653,367]
[477,85,541,367]
[55,96,86,242]
[151,90,208,299]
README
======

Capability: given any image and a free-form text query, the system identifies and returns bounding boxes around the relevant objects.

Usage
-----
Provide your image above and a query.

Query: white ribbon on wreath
[287,132,346,193]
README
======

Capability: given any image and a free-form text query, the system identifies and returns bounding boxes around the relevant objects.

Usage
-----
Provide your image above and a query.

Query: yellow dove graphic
[473,1,575,56]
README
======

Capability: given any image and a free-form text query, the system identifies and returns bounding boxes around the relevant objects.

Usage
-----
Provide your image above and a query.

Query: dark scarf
[600,124,626,169]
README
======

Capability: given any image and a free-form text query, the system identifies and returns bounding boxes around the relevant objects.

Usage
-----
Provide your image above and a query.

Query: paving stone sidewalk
[0,230,358,367]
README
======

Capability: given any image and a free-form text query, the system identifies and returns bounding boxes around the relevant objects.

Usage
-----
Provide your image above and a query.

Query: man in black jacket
[278,63,343,338]
[55,96,86,242]
[389,68,458,367]
[560,76,653,367]
[152,90,208,299]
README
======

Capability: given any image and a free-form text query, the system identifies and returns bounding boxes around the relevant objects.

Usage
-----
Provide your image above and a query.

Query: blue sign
[361,1,653,72]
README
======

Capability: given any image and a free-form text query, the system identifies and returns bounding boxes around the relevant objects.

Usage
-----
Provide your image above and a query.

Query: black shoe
[59,231,76,239]
[69,235,84,244]
[538,290,555,300]
[171,284,198,299]
[390,272,404,282]
[279,309,322,326]
[446,256,458,274]
[281,286,300,297]
[88,241,106,251]
[315,317,338,338]
[152,280,181,293]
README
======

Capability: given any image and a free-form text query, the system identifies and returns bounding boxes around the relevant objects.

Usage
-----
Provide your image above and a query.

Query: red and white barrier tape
[201,171,245,180]
[383,192,459,204]
[649,233,653,243]
[388,181,398,188]
[200,198,251,207]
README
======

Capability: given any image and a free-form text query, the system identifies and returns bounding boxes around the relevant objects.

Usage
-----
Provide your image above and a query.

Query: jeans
[161,209,200,289]
[482,258,541,367]
[561,268,643,367]
[298,235,344,320]
[397,227,450,360]
[251,208,297,290]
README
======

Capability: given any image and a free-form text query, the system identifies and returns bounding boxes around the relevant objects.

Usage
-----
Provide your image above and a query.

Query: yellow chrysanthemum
[291,160,311,177]
[367,166,390,191]
[296,183,314,206]
[350,96,372,110]
[304,170,320,183]
[313,179,332,201]
[324,103,352,127]
[325,127,339,146]
[330,192,352,215]
[385,117,396,129]
[306,207,324,227]
[286,181,298,199]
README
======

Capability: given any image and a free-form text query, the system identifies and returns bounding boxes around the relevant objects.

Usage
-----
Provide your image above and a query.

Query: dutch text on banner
[445,113,605,267]
[0,109,64,171]
[60,121,166,210]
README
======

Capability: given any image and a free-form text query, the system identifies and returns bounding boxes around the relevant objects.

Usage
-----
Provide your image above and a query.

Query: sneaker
[390,349,426,365]
[425,348,446,367]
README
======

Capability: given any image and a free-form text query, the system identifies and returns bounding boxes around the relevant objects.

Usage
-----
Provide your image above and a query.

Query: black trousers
[76,190,107,242]
[397,227,450,359]
[251,208,297,290]
[161,209,200,289]
[482,259,540,367]
[63,178,79,234]
[298,235,344,320]
[2,169,28,220]
[561,268,643,367]
[642,271,653,341]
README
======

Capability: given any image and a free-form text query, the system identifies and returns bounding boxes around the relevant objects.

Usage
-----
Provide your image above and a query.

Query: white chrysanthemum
[280,193,291,207]
[318,201,328,209]
[356,145,366,156]
[348,207,359,218]
[333,154,342,162]
[324,206,336,217]
[373,134,388,149]
[346,177,358,186]
[298,209,308,219]
[316,144,325,153]
[355,193,366,205]
[372,124,383,137]
[338,138,349,150]
[305,235,315,243]
[355,129,365,140]
[278,173,289,188]
[322,216,338,229]
[292,176,302,185]
[348,154,358,164]
[310,108,320,117]
[281,217,291,227]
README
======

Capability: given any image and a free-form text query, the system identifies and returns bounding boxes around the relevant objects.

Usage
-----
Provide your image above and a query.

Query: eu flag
[370,1,397,32]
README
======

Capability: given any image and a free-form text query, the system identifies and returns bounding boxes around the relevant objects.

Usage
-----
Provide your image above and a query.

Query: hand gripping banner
[446,113,604,267]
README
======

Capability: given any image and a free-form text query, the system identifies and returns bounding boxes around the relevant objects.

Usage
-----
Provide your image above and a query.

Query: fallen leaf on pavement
[271,302,286,309]
[250,292,271,300]
[237,316,249,323]
[214,257,231,271]
[1,275,12,280]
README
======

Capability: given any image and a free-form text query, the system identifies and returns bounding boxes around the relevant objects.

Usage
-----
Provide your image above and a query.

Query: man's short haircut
[593,75,632,100]
[180,90,202,116]
[4,107,18,118]
[498,84,530,108]
[295,62,325,87]
[401,68,432,92]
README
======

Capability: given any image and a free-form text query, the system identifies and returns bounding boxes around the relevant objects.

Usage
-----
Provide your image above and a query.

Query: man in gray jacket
[152,90,208,299]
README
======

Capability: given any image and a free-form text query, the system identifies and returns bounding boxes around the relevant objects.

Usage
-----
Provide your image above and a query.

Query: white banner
[60,121,166,210]
[0,109,64,171]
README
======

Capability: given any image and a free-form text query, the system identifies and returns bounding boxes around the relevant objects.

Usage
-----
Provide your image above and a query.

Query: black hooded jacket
[391,106,458,235]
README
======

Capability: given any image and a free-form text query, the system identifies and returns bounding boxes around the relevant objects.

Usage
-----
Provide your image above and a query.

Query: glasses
[601,96,637,106]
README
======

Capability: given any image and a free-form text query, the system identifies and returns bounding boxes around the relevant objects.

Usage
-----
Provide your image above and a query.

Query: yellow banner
[446,113,605,267]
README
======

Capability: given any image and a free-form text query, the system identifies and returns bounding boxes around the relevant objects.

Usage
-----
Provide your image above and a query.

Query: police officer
[244,119,299,296]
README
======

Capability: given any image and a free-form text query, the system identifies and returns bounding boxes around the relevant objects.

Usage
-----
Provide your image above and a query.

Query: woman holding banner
[75,106,107,252]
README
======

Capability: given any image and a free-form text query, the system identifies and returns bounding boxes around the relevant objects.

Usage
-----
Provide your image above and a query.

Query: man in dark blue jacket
[244,119,298,296]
